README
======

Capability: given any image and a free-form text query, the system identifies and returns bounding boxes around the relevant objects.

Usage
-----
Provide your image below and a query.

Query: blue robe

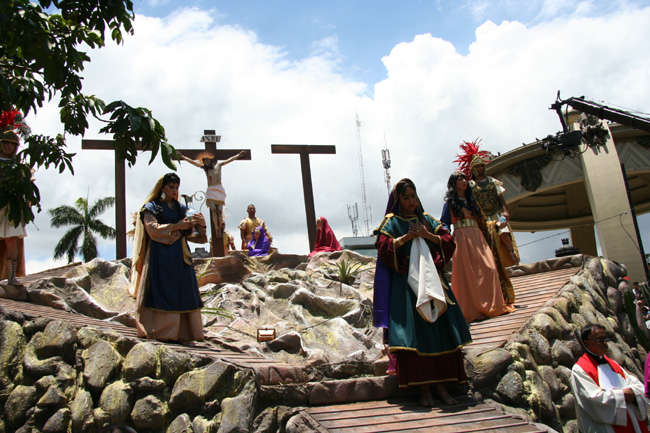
[143,201,203,312]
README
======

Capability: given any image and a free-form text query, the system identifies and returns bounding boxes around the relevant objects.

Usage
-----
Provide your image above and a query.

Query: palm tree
[49,196,116,263]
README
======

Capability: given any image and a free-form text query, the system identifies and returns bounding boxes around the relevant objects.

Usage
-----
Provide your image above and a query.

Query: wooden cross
[82,130,250,260]
[178,130,251,258]
[81,139,148,259]
[271,144,336,251]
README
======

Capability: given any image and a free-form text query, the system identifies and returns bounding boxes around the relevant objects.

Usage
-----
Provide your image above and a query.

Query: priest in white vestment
[571,324,649,433]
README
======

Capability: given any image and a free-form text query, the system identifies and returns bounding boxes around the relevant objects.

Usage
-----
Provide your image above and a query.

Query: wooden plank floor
[307,397,548,433]
[467,266,579,351]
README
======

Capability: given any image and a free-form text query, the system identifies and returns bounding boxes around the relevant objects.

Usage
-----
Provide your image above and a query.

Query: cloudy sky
[21,0,650,273]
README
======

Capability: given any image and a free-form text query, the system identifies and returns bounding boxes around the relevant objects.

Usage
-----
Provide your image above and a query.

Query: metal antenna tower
[347,203,359,237]
[355,114,371,236]
[381,134,391,196]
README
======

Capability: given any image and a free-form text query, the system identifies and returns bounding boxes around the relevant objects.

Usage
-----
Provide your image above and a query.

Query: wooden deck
[467,266,579,351]
[307,397,548,433]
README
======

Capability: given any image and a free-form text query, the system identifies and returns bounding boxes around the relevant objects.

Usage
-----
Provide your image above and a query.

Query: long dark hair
[160,172,180,190]
[154,172,185,219]
[444,171,481,220]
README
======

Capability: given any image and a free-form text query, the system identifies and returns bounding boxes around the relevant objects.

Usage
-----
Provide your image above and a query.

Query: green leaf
[49,195,116,263]
[1,1,172,225]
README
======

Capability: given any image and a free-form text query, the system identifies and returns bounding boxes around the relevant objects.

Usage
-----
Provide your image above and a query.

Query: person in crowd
[130,173,207,342]
[308,216,341,257]
[571,324,649,433]
[373,178,472,407]
[247,226,271,257]
[0,130,27,285]
[441,171,514,322]
[636,299,650,330]
[239,204,272,249]
[633,282,641,300]
[0,110,29,286]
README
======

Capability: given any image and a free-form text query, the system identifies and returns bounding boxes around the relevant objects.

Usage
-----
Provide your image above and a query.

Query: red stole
[576,353,649,433]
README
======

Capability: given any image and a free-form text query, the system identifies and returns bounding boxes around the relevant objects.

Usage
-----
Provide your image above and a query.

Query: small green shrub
[336,259,363,286]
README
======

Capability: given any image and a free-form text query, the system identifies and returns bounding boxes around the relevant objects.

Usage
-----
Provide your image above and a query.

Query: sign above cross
[177,130,251,258]
[271,144,336,252]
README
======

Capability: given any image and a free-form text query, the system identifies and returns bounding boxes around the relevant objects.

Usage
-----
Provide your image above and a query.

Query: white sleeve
[623,367,650,421]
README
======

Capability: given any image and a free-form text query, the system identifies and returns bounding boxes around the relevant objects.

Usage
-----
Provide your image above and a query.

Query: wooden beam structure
[82,130,251,259]
[81,139,149,259]
[271,144,336,251]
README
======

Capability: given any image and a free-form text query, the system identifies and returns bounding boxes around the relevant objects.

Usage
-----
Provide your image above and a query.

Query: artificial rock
[1,252,648,432]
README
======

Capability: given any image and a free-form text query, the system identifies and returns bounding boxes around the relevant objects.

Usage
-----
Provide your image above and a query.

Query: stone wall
[0,312,263,433]
[465,255,648,432]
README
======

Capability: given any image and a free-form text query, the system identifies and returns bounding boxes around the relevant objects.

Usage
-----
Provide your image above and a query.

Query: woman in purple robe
[248,226,270,256]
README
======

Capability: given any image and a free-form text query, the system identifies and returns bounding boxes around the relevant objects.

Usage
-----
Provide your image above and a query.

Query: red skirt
[394,349,466,388]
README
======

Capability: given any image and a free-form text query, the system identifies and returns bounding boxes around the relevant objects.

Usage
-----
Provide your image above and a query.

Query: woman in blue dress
[130,173,207,342]
[374,178,472,406]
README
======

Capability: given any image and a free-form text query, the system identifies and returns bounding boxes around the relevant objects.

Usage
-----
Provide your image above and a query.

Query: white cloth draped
[407,237,447,323]
[206,184,226,205]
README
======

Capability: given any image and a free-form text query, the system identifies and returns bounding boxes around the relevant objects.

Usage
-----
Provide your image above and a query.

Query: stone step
[308,375,400,406]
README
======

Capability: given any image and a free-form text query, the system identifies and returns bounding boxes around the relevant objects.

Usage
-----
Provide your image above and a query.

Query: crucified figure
[177,150,246,238]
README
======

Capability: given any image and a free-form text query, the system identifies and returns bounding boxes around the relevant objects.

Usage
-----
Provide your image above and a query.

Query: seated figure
[248,226,270,257]
[309,217,341,257]
[239,204,272,249]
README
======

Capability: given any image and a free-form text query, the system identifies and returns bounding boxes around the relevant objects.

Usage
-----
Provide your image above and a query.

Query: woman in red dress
[308,217,341,257]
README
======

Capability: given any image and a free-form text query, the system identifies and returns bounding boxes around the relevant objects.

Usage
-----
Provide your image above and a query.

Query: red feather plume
[0,109,22,131]
[453,138,489,177]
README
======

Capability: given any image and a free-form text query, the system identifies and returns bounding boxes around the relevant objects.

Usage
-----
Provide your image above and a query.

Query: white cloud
[310,35,341,60]
[25,256,72,275]
[465,0,490,20]
[21,5,650,273]
[146,0,172,7]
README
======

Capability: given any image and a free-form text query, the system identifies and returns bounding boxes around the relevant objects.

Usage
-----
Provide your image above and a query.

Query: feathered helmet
[453,138,490,178]
[0,109,29,155]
